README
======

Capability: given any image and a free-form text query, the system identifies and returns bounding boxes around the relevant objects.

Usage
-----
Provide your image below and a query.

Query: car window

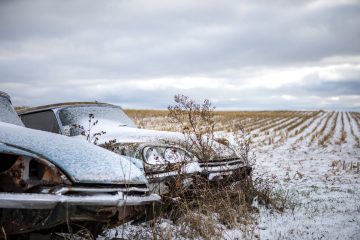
[20,110,60,133]
[58,105,137,136]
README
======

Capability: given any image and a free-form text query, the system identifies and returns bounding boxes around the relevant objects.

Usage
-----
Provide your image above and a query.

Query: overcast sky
[0,0,359,110]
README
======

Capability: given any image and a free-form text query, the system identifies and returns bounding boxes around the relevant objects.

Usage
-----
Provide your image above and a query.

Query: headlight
[143,146,193,165]
[164,147,191,163]
[144,147,165,165]
[164,147,182,163]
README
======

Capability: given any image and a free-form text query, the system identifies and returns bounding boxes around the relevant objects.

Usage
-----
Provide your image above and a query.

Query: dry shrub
[167,94,216,163]
[127,95,292,239]
[118,172,290,239]
[71,113,106,145]
[79,95,293,239]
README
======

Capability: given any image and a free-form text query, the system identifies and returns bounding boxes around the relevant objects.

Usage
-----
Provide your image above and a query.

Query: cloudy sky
[0,0,359,110]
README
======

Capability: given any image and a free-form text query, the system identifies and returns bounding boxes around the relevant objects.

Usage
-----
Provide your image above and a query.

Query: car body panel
[0,122,147,185]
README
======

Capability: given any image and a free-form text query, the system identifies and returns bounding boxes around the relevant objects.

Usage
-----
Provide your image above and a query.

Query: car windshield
[58,105,137,136]
[0,95,24,127]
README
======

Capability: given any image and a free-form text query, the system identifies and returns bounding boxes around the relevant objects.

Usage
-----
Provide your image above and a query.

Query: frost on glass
[0,96,24,127]
[0,122,147,185]
[58,105,137,135]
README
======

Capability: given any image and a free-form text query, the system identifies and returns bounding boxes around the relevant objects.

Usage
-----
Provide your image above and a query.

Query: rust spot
[0,154,69,193]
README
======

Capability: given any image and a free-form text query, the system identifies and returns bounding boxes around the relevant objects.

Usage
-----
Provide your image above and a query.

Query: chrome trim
[202,164,245,173]
[0,192,161,209]
[199,158,246,174]
[147,171,185,182]
[146,161,201,182]
[199,159,245,167]
[52,186,150,195]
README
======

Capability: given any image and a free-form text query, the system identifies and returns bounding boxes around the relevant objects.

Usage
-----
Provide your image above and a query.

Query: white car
[19,102,251,190]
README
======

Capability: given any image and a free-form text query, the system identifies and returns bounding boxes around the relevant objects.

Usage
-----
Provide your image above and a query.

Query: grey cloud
[0,0,360,109]
[302,80,360,96]
[6,78,359,110]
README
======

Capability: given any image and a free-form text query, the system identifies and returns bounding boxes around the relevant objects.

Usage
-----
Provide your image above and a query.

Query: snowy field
[108,111,360,239]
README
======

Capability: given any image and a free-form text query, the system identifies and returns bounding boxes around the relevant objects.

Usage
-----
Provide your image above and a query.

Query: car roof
[18,102,122,115]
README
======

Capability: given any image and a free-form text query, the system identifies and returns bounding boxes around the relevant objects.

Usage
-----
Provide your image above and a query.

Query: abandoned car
[18,102,251,189]
[0,92,160,237]
[18,103,201,195]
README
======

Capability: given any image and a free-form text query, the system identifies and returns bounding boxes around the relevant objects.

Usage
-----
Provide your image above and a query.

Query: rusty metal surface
[0,145,160,235]
[0,201,156,235]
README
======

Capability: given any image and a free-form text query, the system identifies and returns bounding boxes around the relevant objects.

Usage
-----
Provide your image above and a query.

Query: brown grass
[291,111,324,138]
[287,111,321,135]
[125,109,359,149]
[309,112,334,145]
[319,112,339,146]
[348,113,360,147]
[339,112,347,145]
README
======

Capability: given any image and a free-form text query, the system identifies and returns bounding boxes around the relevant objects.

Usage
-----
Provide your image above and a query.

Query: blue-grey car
[0,91,160,237]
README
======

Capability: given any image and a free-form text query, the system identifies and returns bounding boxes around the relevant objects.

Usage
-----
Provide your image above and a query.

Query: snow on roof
[17,102,122,115]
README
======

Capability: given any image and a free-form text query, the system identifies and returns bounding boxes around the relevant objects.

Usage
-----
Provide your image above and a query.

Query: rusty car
[0,92,160,238]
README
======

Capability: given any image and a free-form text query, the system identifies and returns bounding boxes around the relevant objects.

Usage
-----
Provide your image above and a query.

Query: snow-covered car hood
[71,119,237,160]
[72,121,183,144]
[0,122,147,185]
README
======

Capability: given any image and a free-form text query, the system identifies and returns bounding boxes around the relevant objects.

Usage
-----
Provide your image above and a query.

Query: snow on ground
[105,111,360,240]
[344,113,357,146]
[254,144,360,239]
[249,111,360,239]
[350,113,360,137]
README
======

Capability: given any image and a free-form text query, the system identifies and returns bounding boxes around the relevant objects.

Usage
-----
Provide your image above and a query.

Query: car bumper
[145,161,201,195]
[0,191,161,235]
[145,161,201,181]
[199,159,252,181]
[0,192,161,209]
